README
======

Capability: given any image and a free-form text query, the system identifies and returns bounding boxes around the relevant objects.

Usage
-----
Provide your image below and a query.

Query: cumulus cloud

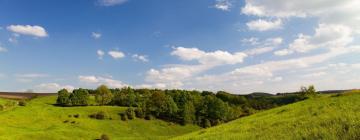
[275,24,353,56]
[214,0,232,11]
[144,47,249,89]
[246,19,282,31]
[132,54,149,62]
[171,47,247,66]
[97,50,105,59]
[79,75,127,88]
[35,83,74,93]
[7,25,48,37]
[92,32,102,39]
[98,0,128,6]
[108,50,125,59]
[241,0,360,33]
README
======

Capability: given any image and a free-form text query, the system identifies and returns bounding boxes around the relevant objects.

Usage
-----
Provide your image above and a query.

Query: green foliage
[135,107,145,118]
[56,86,305,128]
[300,85,318,97]
[182,102,196,125]
[56,89,71,106]
[70,88,89,106]
[95,85,113,106]
[203,119,211,128]
[18,100,26,106]
[126,107,136,120]
[100,134,110,140]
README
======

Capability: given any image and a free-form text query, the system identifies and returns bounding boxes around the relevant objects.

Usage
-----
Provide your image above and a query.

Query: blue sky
[0,0,359,93]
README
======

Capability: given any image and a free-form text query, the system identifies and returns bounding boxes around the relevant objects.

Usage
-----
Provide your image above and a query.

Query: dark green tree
[56,89,71,106]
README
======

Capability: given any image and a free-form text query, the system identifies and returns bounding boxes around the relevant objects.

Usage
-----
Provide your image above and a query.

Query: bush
[135,108,144,118]
[120,113,128,121]
[74,114,80,118]
[203,119,211,128]
[100,134,110,140]
[145,114,153,120]
[18,100,26,106]
[126,108,135,120]
[89,111,107,120]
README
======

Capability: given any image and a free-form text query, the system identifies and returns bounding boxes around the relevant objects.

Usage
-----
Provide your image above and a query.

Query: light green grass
[174,91,360,140]
[0,96,200,140]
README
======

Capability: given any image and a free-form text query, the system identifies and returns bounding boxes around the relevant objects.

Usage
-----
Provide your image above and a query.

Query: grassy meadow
[173,90,360,140]
[0,96,200,140]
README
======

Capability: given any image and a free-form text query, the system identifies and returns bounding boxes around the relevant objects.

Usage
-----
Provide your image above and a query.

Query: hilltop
[174,90,360,140]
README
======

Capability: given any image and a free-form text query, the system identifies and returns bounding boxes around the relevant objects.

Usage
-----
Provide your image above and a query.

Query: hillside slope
[0,96,200,140]
[174,91,360,140]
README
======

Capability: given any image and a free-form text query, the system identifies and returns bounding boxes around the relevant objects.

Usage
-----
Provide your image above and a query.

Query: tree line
[57,85,307,127]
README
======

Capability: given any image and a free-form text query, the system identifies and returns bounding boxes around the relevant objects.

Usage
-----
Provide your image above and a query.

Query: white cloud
[98,0,128,6]
[171,47,247,66]
[274,49,293,56]
[275,24,353,56]
[92,32,102,39]
[0,47,7,53]
[189,46,360,93]
[214,0,232,11]
[79,75,127,88]
[79,75,99,83]
[144,47,250,89]
[97,50,105,59]
[241,0,360,33]
[15,73,49,83]
[108,50,125,59]
[132,54,149,62]
[15,73,49,78]
[244,37,283,55]
[35,83,74,93]
[302,71,327,78]
[7,25,48,37]
[246,19,282,31]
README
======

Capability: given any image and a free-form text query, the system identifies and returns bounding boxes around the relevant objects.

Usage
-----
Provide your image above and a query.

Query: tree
[300,85,317,97]
[69,88,89,106]
[95,85,113,105]
[57,89,71,106]
[182,101,196,125]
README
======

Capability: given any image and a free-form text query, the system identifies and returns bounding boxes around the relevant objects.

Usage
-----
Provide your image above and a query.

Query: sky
[0,0,359,94]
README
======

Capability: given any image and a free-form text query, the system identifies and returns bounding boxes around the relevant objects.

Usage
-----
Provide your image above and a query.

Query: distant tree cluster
[56,88,89,106]
[56,85,306,127]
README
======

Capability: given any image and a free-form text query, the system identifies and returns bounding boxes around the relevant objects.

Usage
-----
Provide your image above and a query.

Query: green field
[0,96,200,140]
[174,91,360,140]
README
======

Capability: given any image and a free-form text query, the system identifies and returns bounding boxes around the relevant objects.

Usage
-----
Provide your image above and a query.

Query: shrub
[74,114,80,118]
[89,111,107,120]
[100,134,110,140]
[18,100,26,106]
[145,114,153,120]
[96,111,106,120]
[135,108,144,118]
[203,119,211,128]
[120,113,128,121]
[126,108,135,120]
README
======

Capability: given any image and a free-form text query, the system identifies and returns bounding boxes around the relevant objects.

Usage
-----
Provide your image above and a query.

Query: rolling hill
[173,90,360,140]
[0,96,200,140]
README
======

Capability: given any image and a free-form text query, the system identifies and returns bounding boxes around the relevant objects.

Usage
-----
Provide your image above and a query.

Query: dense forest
[56,85,309,127]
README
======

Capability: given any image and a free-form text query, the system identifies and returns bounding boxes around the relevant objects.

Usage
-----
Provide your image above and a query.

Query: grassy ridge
[0,96,200,140]
[174,91,360,140]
